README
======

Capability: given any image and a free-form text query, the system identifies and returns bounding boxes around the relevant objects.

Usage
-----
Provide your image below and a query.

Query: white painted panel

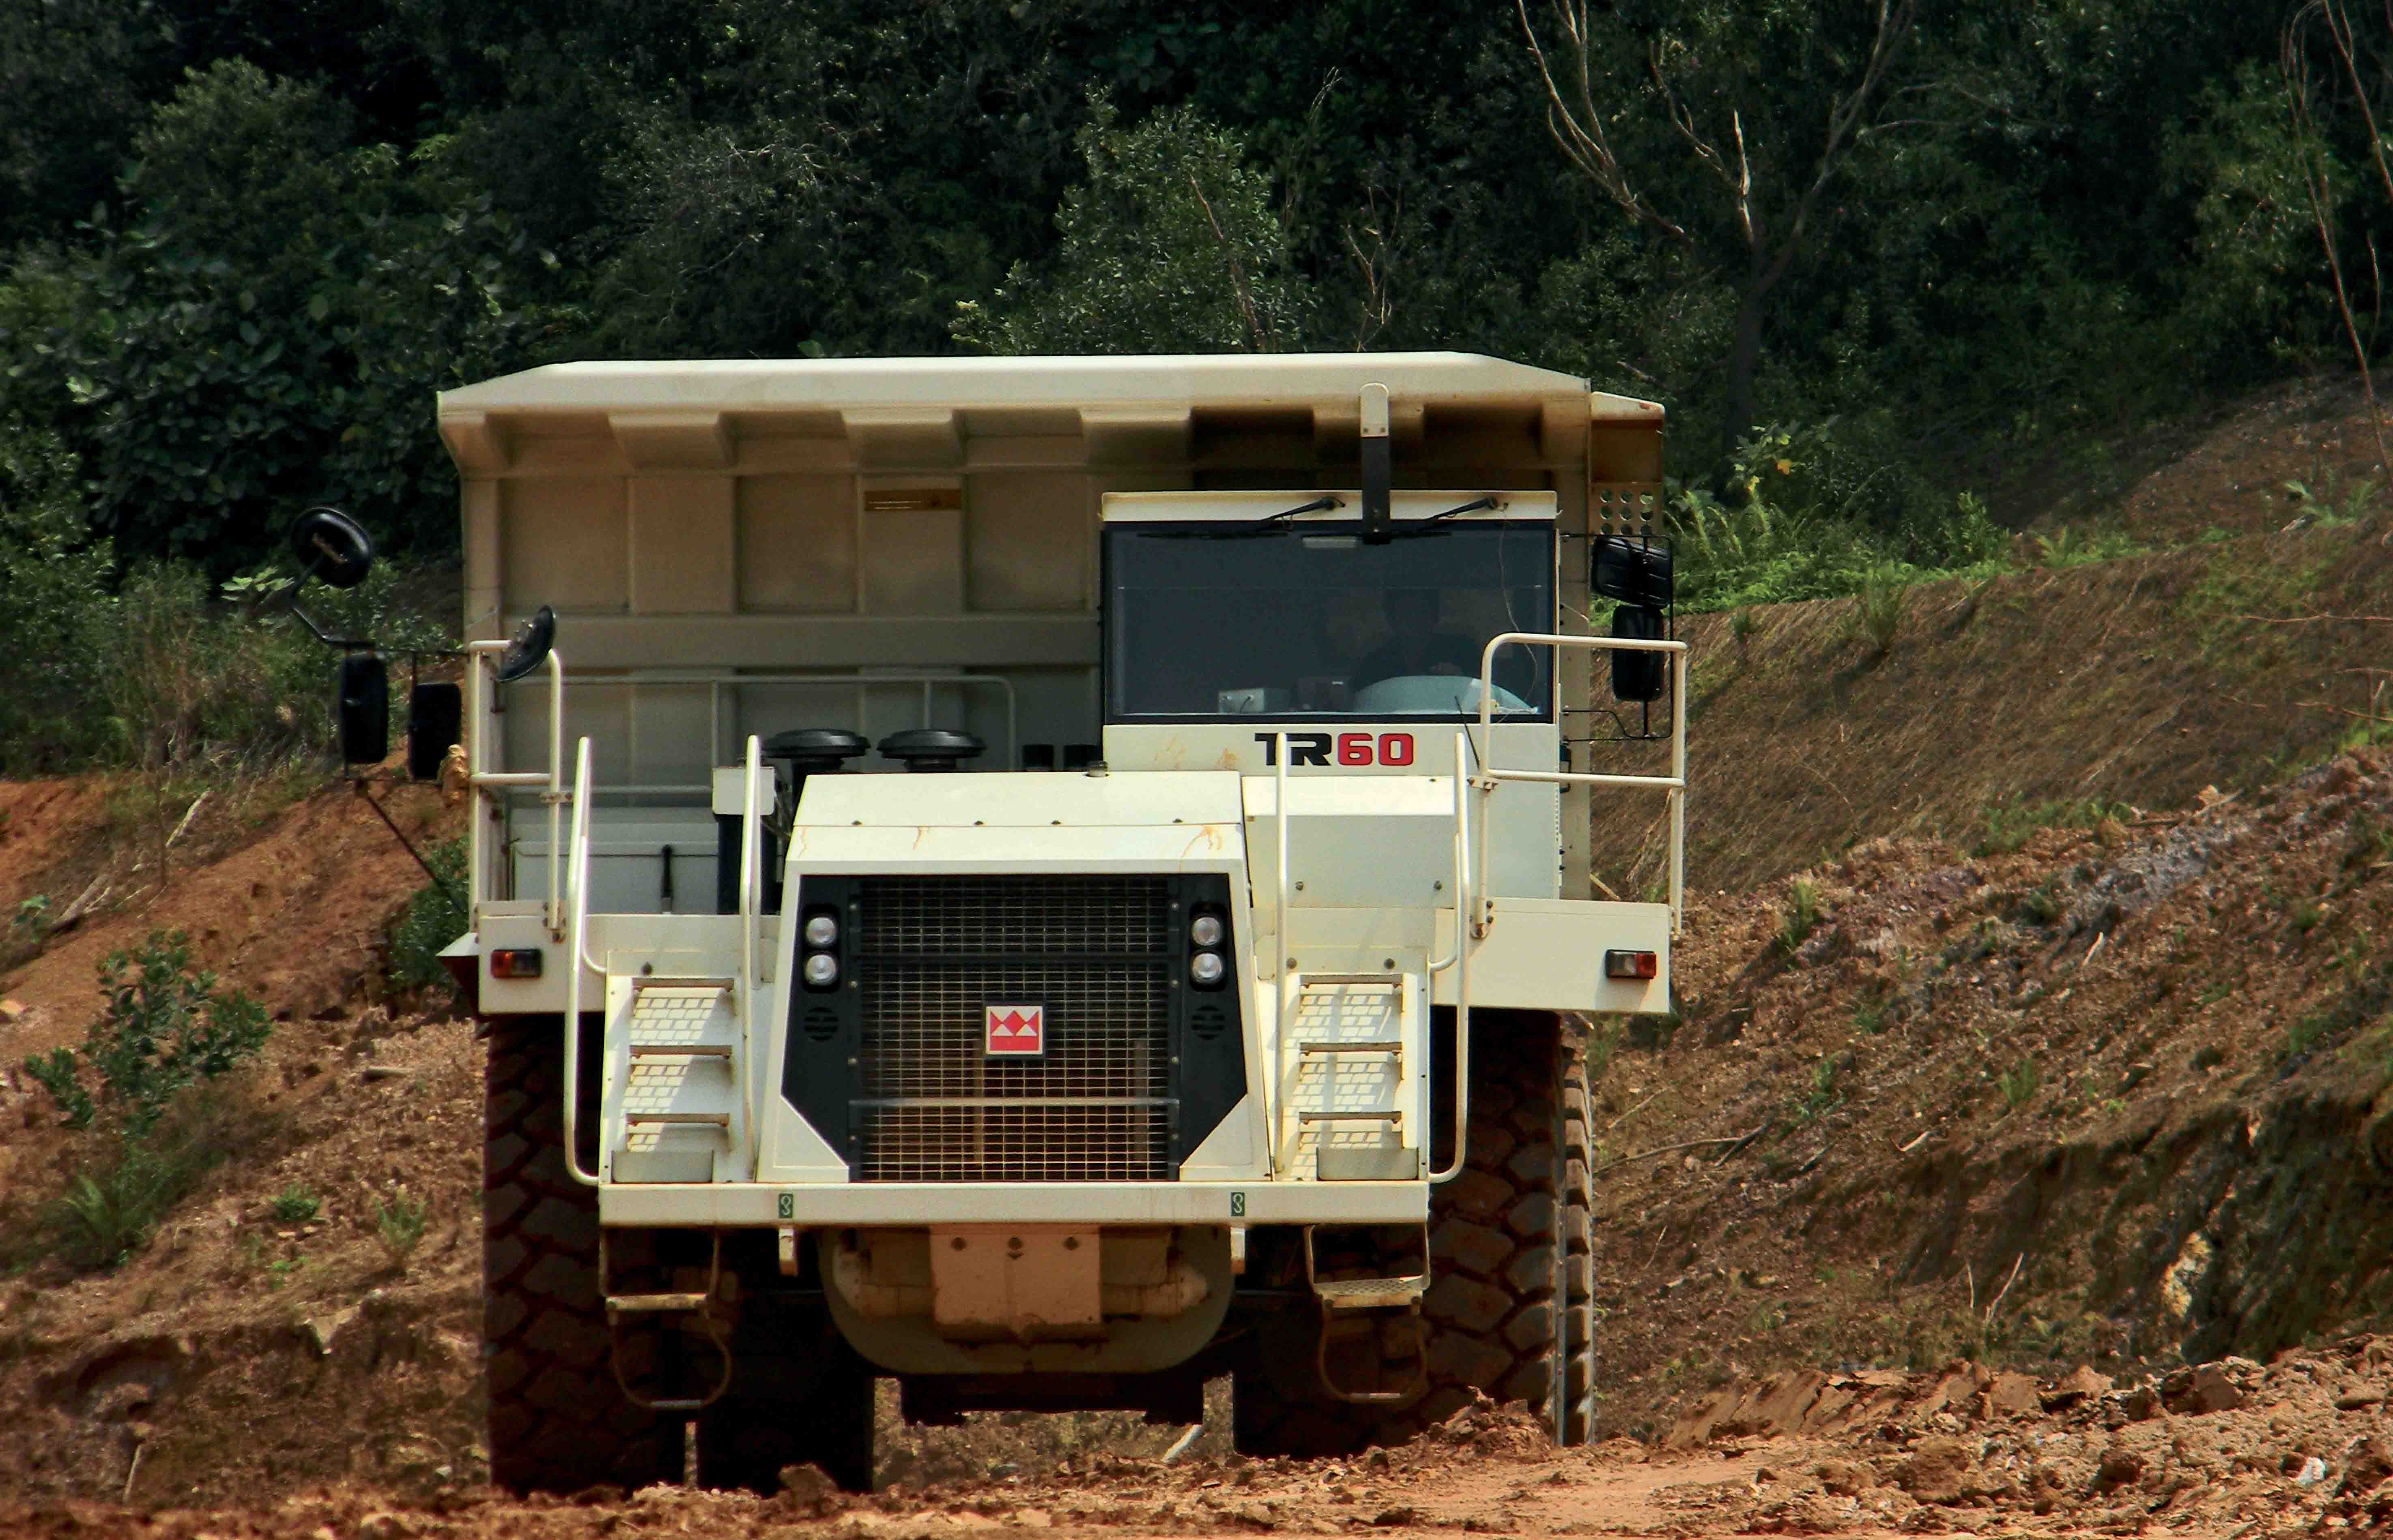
[504,477,627,612]
[630,477,735,613]
[862,505,964,614]
[968,471,1090,611]
[737,473,856,612]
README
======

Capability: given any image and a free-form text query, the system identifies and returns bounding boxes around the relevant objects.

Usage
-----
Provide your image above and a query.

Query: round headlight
[803,913,840,949]
[1189,950,1226,987]
[1189,913,1224,948]
[802,952,841,987]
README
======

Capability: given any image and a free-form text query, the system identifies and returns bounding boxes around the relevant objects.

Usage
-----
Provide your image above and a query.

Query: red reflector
[490,948,544,979]
[1604,949,1658,981]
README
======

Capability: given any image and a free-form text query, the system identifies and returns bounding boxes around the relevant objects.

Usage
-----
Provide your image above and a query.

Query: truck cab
[436,354,1683,1492]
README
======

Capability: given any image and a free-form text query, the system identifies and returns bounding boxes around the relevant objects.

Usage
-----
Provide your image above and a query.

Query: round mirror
[288,507,376,590]
[495,605,556,683]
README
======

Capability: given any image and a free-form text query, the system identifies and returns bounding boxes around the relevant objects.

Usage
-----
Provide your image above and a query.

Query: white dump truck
[428,353,1684,1492]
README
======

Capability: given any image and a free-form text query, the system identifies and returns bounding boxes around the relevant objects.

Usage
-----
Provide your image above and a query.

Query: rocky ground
[4,1353,2391,1537]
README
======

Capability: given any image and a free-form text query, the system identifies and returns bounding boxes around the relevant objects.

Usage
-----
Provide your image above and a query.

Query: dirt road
[3,1364,2384,1540]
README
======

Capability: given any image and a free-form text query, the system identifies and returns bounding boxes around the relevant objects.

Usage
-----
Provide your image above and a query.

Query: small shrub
[1997,1057,2040,1110]
[44,1146,173,1269]
[1776,878,1823,957]
[1789,1054,1846,1126]
[2289,898,2324,935]
[25,931,270,1137]
[1852,994,1894,1035]
[270,1183,320,1224]
[376,1192,431,1266]
[1848,565,1906,656]
[1972,795,2128,857]
[387,837,468,1003]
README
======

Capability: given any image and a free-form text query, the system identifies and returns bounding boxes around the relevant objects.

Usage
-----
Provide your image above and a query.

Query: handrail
[737,733,762,1156]
[1428,728,1473,1185]
[462,642,567,934]
[561,736,602,1187]
[1269,730,1290,1175]
[1475,631,1690,936]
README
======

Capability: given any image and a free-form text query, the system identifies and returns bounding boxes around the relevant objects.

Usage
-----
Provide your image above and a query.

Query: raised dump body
[436,353,1684,1492]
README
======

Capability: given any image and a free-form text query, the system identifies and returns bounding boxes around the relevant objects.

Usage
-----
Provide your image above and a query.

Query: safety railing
[562,737,601,1187]
[1474,632,1688,937]
[462,641,568,934]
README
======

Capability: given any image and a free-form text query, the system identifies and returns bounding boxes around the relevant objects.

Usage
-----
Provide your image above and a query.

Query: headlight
[1189,913,1224,948]
[1189,951,1226,987]
[803,913,840,949]
[802,952,841,988]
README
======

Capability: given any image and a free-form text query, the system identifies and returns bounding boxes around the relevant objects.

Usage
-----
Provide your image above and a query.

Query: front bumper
[597,1179,1428,1228]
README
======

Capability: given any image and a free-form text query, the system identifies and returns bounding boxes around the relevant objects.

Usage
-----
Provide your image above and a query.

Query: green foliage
[955,98,1312,355]
[388,838,469,1001]
[1776,878,1823,957]
[45,1145,177,1271]
[26,931,269,1139]
[0,416,114,769]
[270,1183,321,1224]
[1666,425,2005,613]
[1972,795,2129,857]
[376,1191,432,1266]
[1848,566,1907,657]
[1997,1057,2040,1111]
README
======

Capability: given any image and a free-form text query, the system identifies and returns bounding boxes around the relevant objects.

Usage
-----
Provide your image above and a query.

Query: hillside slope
[1652,519,2393,894]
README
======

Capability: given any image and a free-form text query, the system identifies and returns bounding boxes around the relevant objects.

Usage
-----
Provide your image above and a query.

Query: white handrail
[1428,729,1473,1185]
[561,736,601,1187]
[462,643,567,934]
[1474,631,1690,936]
[1269,730,1290,1175]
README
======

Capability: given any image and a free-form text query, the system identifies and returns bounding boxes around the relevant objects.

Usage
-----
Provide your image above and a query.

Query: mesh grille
[852,877,1175,1181]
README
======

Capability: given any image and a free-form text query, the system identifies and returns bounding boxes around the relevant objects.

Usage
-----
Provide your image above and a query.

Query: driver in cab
[1352,589,1537,706]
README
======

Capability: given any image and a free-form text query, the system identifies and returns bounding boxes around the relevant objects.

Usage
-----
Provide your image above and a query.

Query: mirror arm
[283,601,374,651]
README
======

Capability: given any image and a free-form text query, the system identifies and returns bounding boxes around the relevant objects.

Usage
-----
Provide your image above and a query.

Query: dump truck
[428,353,1685,1492]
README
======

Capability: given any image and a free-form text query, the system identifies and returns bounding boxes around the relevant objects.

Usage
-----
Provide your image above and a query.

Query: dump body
[441,354,1682,1447]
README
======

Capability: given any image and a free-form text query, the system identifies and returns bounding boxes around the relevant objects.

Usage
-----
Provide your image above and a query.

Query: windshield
[1105,521,1555,721]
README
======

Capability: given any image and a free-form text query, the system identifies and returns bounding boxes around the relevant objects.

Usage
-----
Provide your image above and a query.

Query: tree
[952,98,1314,354]
[1517,0,1921,456]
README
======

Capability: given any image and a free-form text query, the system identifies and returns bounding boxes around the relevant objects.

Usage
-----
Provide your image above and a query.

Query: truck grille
[851,876,1173,1181]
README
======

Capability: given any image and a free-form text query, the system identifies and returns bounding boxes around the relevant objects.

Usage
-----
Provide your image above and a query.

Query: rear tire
[1234,1011,1595,1454]
[484,1016,683,1494]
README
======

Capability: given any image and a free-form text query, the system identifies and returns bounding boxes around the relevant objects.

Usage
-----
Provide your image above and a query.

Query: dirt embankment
[1586,748,2393,1440]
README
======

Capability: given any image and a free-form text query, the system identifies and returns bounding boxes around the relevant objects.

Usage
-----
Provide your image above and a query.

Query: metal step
[606,1291,711,1314]
[1297,1039,1402,1054]
[626,1110,731,1128]
[1295,1108,1402,1123]
[629,1041,733,1058]
[1312,1274,1430,1311]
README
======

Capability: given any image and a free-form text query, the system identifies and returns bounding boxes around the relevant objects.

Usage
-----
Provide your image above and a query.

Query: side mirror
[1609,604,1667,702]
[406,682,462,781]
[496,605,556,684]
[1592,536,1672,609]
[290,507,376,590]
[337,653,389,764]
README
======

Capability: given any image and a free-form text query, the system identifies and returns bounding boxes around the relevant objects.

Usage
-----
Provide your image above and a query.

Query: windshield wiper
[1256,495,1342,528]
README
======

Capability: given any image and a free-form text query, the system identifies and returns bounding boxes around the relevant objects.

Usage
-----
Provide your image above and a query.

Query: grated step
[606,1291,711,1314]
[1296,1039,1402,1054]
[1312,1276,1429,1311]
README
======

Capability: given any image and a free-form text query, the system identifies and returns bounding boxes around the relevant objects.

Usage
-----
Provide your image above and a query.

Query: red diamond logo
[984,1003,1045,1056]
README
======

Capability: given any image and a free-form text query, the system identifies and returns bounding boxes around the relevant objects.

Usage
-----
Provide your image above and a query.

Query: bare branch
[1516,0,1694,245]
[2285,4,2393,473]
[1184,173,1269,352]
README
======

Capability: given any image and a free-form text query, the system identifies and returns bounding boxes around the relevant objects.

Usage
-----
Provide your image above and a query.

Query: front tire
[1234,1010,1595,1454]
[483,1016,683,1494]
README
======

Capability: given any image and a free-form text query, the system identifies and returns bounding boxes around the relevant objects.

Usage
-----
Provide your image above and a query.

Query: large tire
[694,1296,877,1493]
[484,1016,684,1494]
[1234,1010,1595,1454]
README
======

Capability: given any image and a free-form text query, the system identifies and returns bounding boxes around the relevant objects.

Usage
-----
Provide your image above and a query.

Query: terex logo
[1253,732,1416,768]
[984,1003,1045,1056]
